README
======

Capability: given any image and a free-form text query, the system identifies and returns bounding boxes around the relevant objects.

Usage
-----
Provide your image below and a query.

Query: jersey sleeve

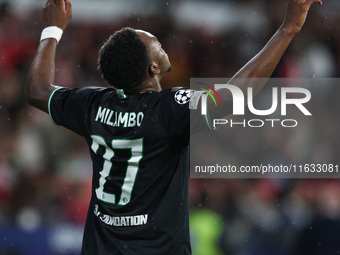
[152,87,206,136]
[48,86,105,136]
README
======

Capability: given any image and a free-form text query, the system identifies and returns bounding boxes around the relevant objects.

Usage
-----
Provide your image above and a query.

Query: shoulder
[157,87,194,105]
[52,86,115,96]
[50,86,119,103]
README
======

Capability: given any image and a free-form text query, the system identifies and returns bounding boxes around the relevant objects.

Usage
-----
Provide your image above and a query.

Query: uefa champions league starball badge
[174,89,194,105]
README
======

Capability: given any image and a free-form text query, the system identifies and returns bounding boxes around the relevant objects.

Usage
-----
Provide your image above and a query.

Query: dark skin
[26,0,72,112]
[25,0,322,118]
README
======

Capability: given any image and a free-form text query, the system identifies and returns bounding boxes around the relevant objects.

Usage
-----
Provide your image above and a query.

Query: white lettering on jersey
[95,106,144,128]
[94,204,148,227]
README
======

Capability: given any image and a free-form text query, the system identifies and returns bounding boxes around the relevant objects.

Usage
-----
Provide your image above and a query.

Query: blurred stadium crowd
[1,0,340,254]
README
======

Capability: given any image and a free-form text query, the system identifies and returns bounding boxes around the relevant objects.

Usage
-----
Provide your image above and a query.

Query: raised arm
[210,0,322,119]
[25,0,72,113]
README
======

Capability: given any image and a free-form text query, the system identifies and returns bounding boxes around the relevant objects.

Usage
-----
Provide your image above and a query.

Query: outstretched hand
[43,0,72,30]
[283,0,322,34]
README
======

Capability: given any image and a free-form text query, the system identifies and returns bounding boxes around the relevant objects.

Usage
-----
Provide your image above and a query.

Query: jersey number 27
[90,135,143,206]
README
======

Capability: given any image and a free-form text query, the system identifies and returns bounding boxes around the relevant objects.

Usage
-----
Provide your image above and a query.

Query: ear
[148,61,160,77]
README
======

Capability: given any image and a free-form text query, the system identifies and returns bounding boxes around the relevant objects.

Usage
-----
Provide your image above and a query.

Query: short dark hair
[98,27,149,89]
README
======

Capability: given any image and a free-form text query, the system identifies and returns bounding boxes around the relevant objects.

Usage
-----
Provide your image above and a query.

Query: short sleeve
[48,86,106,136]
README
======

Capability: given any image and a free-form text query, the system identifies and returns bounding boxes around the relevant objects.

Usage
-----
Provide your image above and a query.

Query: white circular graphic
[174,89,194,105]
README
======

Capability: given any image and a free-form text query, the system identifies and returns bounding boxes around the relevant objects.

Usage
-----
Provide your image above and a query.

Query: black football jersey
[48,86,203,255]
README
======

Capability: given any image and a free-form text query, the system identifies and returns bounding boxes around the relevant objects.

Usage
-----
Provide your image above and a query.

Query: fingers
[45,0,53,7]
[64,0,72,13]
[54,0,64,7]
[304,0,323,7]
